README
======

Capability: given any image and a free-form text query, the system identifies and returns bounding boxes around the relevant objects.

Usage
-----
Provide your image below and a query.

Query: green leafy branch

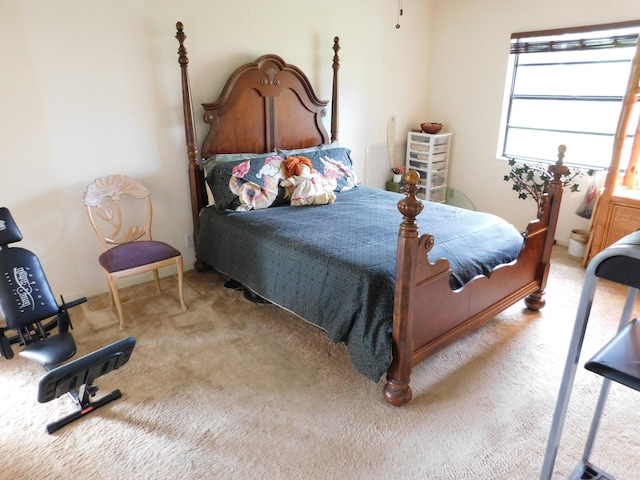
[503,158,589,212]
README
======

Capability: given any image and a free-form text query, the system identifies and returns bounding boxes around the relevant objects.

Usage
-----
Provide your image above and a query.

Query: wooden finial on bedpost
[176,21,206,247]
[331,36,340,144]
[396,170,424,227]
[548,144,568,182]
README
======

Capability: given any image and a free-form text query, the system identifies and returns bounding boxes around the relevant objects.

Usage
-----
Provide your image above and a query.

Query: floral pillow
[275,141,339,157]
[301,147,359,193]
[207,154,288,211]
[201,152,277,178]
[206,147,359,212]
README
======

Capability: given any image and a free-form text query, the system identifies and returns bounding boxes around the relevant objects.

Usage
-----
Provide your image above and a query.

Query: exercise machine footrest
[46,389,122,434]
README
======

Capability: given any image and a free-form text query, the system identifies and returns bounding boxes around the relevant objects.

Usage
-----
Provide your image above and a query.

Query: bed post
[384,171,425,407]
[176,22,207,248]
[524,144,566,310]
[331,37,340,143]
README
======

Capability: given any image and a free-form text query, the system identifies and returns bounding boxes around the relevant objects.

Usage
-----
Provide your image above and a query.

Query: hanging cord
[396,0,403,29]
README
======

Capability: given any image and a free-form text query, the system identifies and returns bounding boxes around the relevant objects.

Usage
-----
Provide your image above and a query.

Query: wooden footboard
[384,146,567,406]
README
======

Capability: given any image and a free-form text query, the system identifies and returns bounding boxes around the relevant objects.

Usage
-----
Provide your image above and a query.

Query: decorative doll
[281,156,336,206]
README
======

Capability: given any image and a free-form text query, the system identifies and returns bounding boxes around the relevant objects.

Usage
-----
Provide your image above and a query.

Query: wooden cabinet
[405,131,452,203]
[598,189,640,248]
[584,36,640,265]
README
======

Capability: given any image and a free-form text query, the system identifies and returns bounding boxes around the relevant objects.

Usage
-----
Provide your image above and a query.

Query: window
[499,21,640,170]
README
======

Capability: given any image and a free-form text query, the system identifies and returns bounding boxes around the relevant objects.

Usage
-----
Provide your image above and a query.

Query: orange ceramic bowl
[420,122,443,134]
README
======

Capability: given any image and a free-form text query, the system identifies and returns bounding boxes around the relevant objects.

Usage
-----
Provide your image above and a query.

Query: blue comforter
[197,186,524,381]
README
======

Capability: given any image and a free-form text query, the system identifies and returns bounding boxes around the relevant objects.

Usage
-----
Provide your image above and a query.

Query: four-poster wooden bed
[174,22,566,406]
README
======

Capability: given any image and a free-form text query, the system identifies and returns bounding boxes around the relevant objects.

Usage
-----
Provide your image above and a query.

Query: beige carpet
[2,246,639,479]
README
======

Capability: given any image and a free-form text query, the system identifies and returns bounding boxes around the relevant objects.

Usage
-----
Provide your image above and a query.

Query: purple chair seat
[99,241,180,273]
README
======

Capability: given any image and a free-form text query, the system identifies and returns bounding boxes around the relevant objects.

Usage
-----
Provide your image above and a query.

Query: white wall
[1,0,433,299]
[4,0,639,301]
[426,0,640,239]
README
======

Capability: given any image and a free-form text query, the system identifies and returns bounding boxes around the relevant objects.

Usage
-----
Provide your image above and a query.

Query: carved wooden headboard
[175,22,341,235]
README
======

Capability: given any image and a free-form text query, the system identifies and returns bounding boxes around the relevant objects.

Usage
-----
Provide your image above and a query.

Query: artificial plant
[503,158,589,215]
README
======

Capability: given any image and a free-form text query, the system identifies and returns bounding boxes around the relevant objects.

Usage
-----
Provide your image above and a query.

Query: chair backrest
[0,208,60,330]
[83,175,154,251]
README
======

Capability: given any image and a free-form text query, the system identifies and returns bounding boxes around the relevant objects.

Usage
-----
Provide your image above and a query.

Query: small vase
[393,174,402,183]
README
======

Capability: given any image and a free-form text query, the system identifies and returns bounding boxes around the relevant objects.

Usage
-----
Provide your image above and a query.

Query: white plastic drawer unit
[405,131,452,203]
[432,159,447,171]
[408,159,427,170]
[430,186,447,203]
[408,132,451,147]
[417,170,446,188]
[431,170,446,188]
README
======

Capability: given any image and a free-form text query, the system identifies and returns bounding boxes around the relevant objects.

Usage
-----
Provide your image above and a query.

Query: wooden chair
[83,175,187,329]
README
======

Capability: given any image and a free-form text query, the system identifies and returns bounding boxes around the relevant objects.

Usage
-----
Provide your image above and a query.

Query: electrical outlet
[185,233,194,248]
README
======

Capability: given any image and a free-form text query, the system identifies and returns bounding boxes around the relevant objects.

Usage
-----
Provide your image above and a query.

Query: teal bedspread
[196,186,524,381]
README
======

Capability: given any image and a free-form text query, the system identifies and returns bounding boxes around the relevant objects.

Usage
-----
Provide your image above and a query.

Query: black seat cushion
[19,332,77,367]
